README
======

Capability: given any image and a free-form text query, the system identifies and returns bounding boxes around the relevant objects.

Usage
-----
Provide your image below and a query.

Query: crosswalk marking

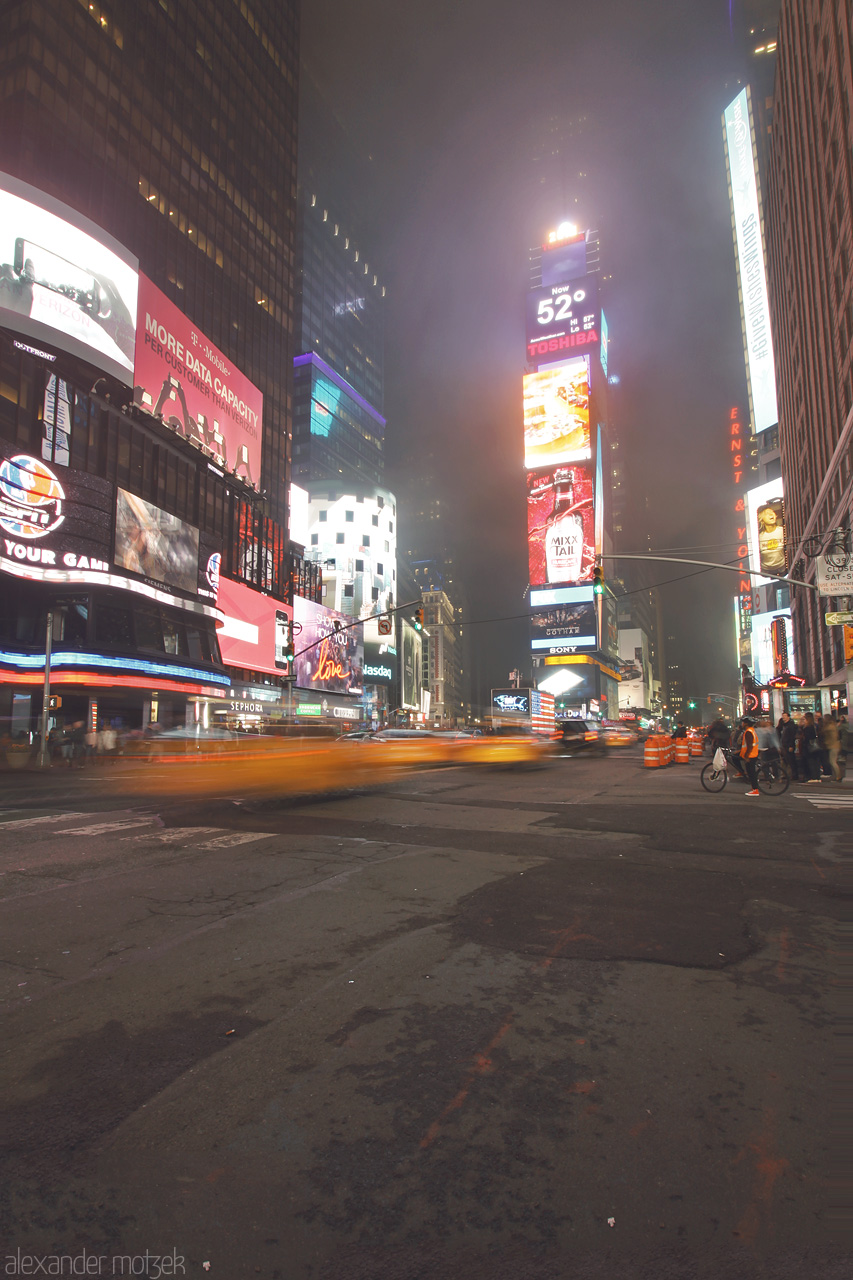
[121,827,220,843]
[0,812,86,830]
[197,832,273,849]
[55,819,157,835]
[794,791,853,809]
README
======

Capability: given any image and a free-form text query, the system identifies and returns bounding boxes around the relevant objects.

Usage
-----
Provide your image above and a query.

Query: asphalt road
[0,746,847,1280]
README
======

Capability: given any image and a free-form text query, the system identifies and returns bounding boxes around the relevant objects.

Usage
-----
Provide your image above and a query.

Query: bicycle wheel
[756,762,789,795]
[700,763,728,793]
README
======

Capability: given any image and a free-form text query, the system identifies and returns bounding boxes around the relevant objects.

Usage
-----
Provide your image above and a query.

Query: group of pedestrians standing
[776,709,847,783]
[706,709,848,786]
[53,721,118,767]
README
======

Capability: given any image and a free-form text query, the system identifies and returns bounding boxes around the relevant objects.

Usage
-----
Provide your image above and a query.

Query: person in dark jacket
[777,711,799,780]
[671,721,688,740]
[798,712,822,782]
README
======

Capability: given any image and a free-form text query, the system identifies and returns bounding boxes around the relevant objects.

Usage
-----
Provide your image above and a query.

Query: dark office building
[0,0,306,740]
[765,0,853,687]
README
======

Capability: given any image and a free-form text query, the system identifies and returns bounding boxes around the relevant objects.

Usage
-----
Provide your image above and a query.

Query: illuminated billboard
[723,90,778,434]
[115,489,199,594]
[293,596,363,696]
[751,610,794,686]
[744,478,785,585]
[215,577,292,678]
[600,312,609,378]
[0,172,138,386]
[400,619,422,710]
[134,276,262,489]
[523,358,590,469]
[530,595,596,653]
[527,462,595,587]
[526,277,599,365]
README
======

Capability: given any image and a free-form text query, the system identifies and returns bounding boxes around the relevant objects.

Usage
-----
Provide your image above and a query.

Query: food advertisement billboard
[526,277,599,365]
[523,358,590,469]
[0,172,138,386]
[744,478,785,585]
[215,576,292,678]
[134,275,262,488]
[527,461,595,587]
[293,596,363,696]
[530,596,596,654]
[722,90,778,434]
[114,489,199,594]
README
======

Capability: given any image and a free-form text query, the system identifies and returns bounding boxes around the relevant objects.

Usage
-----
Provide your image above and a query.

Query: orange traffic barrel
[675,739,690,764]
[644,737,662,768]
[689,735,703,756]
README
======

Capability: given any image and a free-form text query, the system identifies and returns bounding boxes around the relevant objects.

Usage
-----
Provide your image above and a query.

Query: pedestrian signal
[592,565,604,596]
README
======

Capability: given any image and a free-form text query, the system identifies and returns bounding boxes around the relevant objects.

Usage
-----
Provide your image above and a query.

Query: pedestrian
[99,721,117,761]
[671,720,687,740]
[69,720,86,768]
[822,713,842,783]
[707,716,731,753]
[798,712,822,782]
[815,713,832,778]
[60,723,75,768]
[838,713,849,782]
[757,716,781,764]
[777,710,799,780]
[84,723,98,764]
[739,716,760,795]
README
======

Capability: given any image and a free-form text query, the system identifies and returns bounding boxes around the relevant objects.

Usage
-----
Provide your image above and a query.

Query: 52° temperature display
[526,275,600,365]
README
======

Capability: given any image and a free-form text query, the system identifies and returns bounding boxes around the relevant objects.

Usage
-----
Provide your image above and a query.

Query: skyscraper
[765,0,852,692]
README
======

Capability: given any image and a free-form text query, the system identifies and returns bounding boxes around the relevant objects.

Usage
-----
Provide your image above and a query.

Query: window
[343,583,354,598]
[355,559,364,572]
[345,510,354,522]
[336,532,344,544]
[372,514,379,526]
[319,510,327,522]
[377,563,384,576]
[362,535,370,547]
[95,603,133,648]
[310,533,318,546]
[372,587,379,601]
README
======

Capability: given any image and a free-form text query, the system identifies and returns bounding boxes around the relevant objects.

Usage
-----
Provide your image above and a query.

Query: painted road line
[0,812,87,830]
[196,832,275,849]
[54,819,157,835]
[793,792,853,809]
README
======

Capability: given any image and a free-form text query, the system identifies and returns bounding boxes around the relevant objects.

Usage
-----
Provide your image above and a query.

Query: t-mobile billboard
[0,172,138,385]
[134,275,263,489]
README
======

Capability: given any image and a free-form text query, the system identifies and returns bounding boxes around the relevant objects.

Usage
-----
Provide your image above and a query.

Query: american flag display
[530,689,555,735]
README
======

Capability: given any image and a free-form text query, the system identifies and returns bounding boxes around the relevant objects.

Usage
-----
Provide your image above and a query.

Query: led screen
[114,489,199,594]
[215,576,291,677]
[134,275,263,489]
[0,172,138,386]
[751,610,794,686]
[744,478,785,585]
[293,596,363,696]
[526,277,599,365]
[400,619,422,710]
[523,358,590,469]
[491,689,531,715]
[723,91,778,433]
[530,599,596,653]
[527,462,595,587]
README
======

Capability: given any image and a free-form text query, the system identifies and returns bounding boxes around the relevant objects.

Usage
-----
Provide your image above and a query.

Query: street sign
[824,611,853,626]
[378,616,392,635]
[816,553,853,596]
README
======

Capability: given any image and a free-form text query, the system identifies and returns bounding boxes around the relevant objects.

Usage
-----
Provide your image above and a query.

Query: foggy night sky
[302,0,754,707]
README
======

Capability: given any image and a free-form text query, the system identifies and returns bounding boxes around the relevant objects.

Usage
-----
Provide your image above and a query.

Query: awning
[817,665,852,687]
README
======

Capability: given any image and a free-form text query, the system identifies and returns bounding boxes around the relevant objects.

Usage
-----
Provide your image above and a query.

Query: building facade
[765,0,853,697]
[0,1,306,741]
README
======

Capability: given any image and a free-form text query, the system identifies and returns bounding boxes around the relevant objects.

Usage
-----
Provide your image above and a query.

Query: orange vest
[740,727,758,759]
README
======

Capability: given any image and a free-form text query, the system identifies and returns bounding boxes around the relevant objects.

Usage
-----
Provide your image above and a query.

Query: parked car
[554,720,608,755]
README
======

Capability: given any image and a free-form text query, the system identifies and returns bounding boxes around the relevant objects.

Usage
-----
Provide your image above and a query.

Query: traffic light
[414,606,424,631]
[592,564,604,596]
[688,700,697,709]
[284,627,295,665]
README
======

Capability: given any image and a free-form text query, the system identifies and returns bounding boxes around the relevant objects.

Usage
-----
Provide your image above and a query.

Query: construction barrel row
[644,732,705,768]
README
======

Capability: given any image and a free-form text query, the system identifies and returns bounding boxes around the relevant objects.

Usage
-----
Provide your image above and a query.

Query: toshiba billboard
[134,275,263,488]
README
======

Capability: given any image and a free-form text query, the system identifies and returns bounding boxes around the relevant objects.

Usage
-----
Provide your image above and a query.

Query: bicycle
[700,746,789,795]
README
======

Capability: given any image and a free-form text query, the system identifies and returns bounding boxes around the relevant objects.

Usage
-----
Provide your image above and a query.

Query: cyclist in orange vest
[739,717,760,796]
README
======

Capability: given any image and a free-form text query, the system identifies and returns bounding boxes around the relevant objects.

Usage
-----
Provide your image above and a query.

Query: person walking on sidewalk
[739,717,760,795]
[777,711,799,780]
[798,712,822,782]
[822,713,842,783]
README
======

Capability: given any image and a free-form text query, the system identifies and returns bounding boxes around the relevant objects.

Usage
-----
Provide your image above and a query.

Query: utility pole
[37,607,55,770]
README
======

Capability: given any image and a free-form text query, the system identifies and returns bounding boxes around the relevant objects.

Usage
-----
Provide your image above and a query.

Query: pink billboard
[216,576,291,677]
[134,275,263,489]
